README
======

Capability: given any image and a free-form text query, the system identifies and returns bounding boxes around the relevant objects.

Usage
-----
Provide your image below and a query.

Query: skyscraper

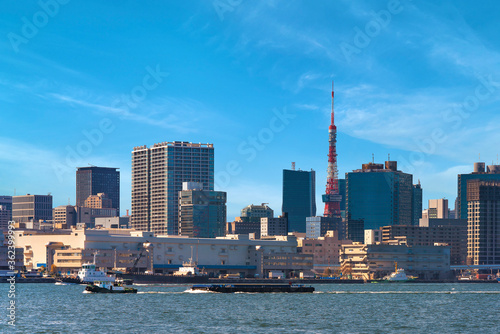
[131,141,214,235]
[466,180,500,265]
[428,198,448,219]
[76,167,120,215]
[282,169,316,233]
[412,182,423,225]
[12,194,53,224]
[346,161,414,231]
[0,196,12,230]
[457,162,500,220]
[178,182,226,238]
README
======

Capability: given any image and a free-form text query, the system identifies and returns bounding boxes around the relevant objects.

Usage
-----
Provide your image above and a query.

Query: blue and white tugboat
[84,281,137,294]
[78,253,115,284]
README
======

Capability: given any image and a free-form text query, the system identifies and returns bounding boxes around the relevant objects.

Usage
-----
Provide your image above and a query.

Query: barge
[191,283,315,293]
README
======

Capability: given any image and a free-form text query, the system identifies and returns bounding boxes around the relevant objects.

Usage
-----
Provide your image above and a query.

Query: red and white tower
[322,81,341,218]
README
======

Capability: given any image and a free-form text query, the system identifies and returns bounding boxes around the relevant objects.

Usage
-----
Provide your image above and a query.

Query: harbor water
[1,283,499,333]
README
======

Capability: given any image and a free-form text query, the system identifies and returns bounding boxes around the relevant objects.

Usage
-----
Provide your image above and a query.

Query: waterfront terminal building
[14,228,312,278]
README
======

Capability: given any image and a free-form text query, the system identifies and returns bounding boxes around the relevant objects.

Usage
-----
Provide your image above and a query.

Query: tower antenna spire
[323,80,341,218]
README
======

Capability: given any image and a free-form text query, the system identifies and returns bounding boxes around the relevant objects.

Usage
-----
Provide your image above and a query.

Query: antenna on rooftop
[388,153,390,161]
[372,153,375,164]
[291,162,295,170]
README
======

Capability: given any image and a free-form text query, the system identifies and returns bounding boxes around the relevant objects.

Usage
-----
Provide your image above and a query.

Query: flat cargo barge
[191,283,315,293]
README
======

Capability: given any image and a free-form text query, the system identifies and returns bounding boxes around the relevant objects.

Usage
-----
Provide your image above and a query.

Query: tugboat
[77,252,115,284]
[84,281,137,294]
[174,246,206,277]
[174,258,204,276]
[382,262,417,282]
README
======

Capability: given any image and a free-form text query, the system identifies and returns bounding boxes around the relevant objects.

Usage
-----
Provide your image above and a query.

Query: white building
[364,229,382,244]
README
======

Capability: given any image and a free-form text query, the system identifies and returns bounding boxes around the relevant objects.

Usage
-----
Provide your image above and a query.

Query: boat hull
[84,285,137,294]
[191,284,315,293]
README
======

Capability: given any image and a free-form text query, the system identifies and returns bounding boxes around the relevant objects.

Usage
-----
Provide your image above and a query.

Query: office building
[84,193,112,209]
[228,204,274,238]
[131,141,214,235]
[412,182,423,225]
[75,206,118,228]
[0,196,12,229]
[94,216,130,229]
[282,169,316,233]
[12,194,53,224]
[346,161,414,231]
[338,179,347,218]
[261,214,288,237]
[299,231,352,271]
[364,229,382,244]
[306,216,343,239]
[76,167,120,215]
[241,203,274,219]
[340,243,451,280]
[381,223,467,265]
[428,199,449,219]
[53,205,77,229]
[178,182,226,238]
[457,162,500,219]
[467,180,500,265]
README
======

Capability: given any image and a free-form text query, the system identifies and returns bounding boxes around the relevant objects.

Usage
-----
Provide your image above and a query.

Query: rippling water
[1,283,499,333]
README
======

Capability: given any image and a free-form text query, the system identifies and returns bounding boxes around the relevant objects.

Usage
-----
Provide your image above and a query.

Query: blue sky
[1,0,500,219]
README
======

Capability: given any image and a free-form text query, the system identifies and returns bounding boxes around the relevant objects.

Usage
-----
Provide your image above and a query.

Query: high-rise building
[282,169,316,233]
[261,214,288,237]
[338,179,347,218]
[53,205,76,229]
[12,194,52,224]
[241,204,274,219]
[75,206,117,228]
[178,182,226,238]
[226,204,274,238]
[0,196,12,230]
[76,167,120,215]
[346,161,414,231]
[412,182,423,225]
[306,216,343,239]
[428,199,448,219]
[457,162,500,220]
[466,180,500,265]
[84,193,112,209]
[131,141,214,235]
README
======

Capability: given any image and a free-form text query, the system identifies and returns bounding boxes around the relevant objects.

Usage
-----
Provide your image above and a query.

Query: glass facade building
[178,187,227,238]
[282,169,316,233]
[76,167,120,215]
[346,161,414,231]
[0,196,12,230]
[131,141,214,235]
[412,182,423,225]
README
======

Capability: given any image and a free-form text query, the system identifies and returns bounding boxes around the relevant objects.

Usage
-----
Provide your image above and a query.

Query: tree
[323,268,332,277]
[50,264,58,275]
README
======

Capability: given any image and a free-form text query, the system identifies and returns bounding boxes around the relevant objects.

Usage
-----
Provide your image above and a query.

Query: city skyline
[2,1,500,219]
